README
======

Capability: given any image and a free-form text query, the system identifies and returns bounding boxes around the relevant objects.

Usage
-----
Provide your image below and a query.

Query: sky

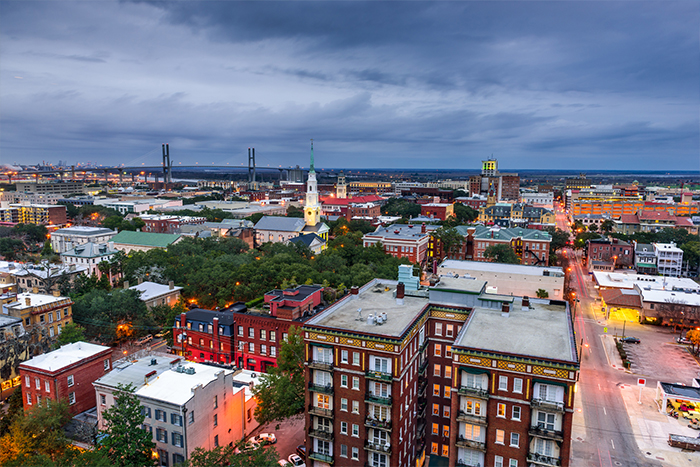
[1,1,698,171]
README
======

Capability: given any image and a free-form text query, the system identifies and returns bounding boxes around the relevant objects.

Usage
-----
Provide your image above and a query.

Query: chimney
[32,287,39,294]
[421,223,427,234]
[501,302,510,317]
[350,286,359,298]
[123,280,129,289]
[25,297,31,307]
[396,282,405,305]
[52,290,60,297]
[180,312,187,329]
[109,241,114,250]
[138,277,143,285]
[213,317,219,339]
[169,280,174,290]
[521,296,530,310]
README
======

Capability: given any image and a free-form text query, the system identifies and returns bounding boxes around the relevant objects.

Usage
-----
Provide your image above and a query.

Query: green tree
[185,444,279,467]
[41,239,54,256]
[286,205,304,218]
[100,383,155,467]
[57,201,80,219]
[245,213,265,225]
[432,226,464,259]
[0,238,26,260]
[102,215,124,231]
[588,223,599,232]
[536,289,549,299]
[681,241,700,271]
[381,198,421,218]
[545,227,570,255]
[57,322,86,346]
[600,219,615,234]
[0,389,23,436]
[574,231,601,249]
[252,326,305,426]
[483,244,520,264]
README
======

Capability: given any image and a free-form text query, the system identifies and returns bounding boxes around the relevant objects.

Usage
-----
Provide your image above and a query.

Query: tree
[57,201,80,219]
[536,289,549,299]
[545,227,570,255]
[286,205,304,218]
[186,444,279,467]
[57,322,86,346]
[452,203,478,224]
[432,227,464,259]
[574,231,601,249]
[483,244,520,264]
[100,383,155,467]
[0,238,26,260]
[588,223,599,232]
[600,219,615,234]
[252,326,305,426]
[687,329,700,356]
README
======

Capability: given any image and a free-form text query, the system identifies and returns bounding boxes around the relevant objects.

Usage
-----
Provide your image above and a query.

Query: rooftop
[431,276,486,295]
[4,292,72,310]
[364,224,429,241]
[110,231,181,248]
[53,226,115,236]
[129,281,182,301]
[254,216,306,232]
[305,279,427,338]
[637,287,700,307]
[266,285,323,303]
[20,342,110,372]
[455,297,576,363]
[62,242,118,258]
[438,259,564,277]
[592,271,699,291]
[659,382,700,401]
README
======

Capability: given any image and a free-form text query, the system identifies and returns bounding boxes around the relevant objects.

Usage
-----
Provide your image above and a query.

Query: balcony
[365,392,392,406]
[456,410,487,426]
[365,416,392,430]
[309,427,334,441]
[366,369,393,382]
[309,452,334,464]
[529,424,564,442]
[527,452,561,466]
[455,436,486,452]
[308,381,333,394]
[308,404,333,418]
[531,398,565,413]
[417,401,427,418]
[308,360,334,371]
[418,379,427,397]
[418,359,429,375]
[364,440,392,455]
[458,385,489,400]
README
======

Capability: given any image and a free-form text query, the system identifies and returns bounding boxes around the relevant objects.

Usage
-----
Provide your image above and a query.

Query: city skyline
[1,1,698,170]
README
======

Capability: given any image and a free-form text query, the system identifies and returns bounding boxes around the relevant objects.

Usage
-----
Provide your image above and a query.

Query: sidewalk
[619,385,700,466]
[600,334,631,373]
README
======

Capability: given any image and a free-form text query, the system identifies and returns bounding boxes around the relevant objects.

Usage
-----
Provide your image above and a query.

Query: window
[67,375,74,387]
[434,344,442,357]
[462,423,481,441]
[156,410,167,422]
[499,375,508,391]
[68,392,76,405]
[238,326,243,336]
[270,330,276,342]
[316,394,331,409]
[435,323,442,336]
[432,423,438,435]
[261,344,267,355]
[495,429,505,444]
[431,443,438,454]
[260,329,266,340]
[341,350,348,363]
[188,411,194,424]
[213,414,218,427]
[239,341,245,350]
[497,403,506,417]
[35,377,40,389]
[142,406,152,418]
[510,432,520,448]
[445,366,452,379]
[104,359,110,371]
[249,343,254,353]
[199,338,205,346]
[537,412,556,430]
[25,376,29,387]
[26,393,32,405]
[512,406,521,421]
[352,423,359,437]
[341,375,348,387]
[248,327,254,338]
[444,386,451,398]
[433,404,440,416]
[100,394,106,405]
[535,438,554,456]
[352,376,360,390]
[443,425,449,438]
[442,444,449,457]
[156,428,168,443]
[352,400,359,414]
[340,444,347,457]
[340,422,348,435]
[513,378,523,394]
[445,345,452,358]
[352,352,360,365]
[171,413,183,426]
[446,324,454,337]
[282,332,288,341]
[341,398,348,411]
[509,460,518,467]
[172,432,183,447]
[270,346,276,357]
[495,456,504,467]
[351,447,359,460]
[433,384,441,396]
[173,454,185,465]
[213,395,218,408]
[433,364,441,377]
[442,406,450,418]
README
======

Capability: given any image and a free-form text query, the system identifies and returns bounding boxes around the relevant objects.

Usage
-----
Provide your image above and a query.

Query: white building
[128,281,182,309]
[654,242,683,277]
[520,191,554,207]
[60,242,119,278]
[94,357,247,466]
[51,226,117,254]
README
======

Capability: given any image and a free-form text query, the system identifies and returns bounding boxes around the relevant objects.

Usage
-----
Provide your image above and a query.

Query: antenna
[356,308,363,321]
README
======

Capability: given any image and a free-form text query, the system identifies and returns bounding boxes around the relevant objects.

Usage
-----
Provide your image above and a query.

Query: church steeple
[310,139,315,174]
[305,139,321,227]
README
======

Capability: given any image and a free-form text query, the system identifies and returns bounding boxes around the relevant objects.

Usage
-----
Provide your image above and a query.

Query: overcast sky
[1,1,698,171]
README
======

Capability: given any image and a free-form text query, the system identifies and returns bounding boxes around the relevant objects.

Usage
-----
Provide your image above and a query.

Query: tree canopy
[483,244,520,264]
[186,444,279,467]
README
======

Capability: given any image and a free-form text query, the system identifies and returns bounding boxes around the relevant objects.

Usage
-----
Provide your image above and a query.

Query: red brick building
[362,224,431,264]
[420,203,455,221]
[346,203,381,221]
[585,237,633,269]
[19,342,112,415]
[173,285,324,372]
[140,215,206,234]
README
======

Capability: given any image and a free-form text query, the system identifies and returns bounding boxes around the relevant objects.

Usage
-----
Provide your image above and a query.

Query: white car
[288,454,305,467]
[257,432,277,444]
[278,461,291,467]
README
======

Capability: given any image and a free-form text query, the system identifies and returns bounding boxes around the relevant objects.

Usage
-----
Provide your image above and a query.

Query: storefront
[655,381,700,424]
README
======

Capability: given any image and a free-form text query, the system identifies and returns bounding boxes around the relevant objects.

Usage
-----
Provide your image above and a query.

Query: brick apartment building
[173,285,323,372]
[346,203,382,221]
[585,237,633,269]
[140,215,207,234]
[19,342,112,414]
[421,203,455,221]
[0,204,67,226]
[2,291,74,340]
[362,224,431,264]
[301,276,578,467]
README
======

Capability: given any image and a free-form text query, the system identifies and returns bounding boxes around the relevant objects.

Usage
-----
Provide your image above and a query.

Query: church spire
[310,139,315,174]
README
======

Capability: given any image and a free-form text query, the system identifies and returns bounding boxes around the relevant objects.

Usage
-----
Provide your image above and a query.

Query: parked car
[278,461,291,467]
[256,433,277,444]
[678,337,692,345]
[296,444,306,459]
[620,336,640,344]
[135,334,153,345]
[288,454,305,467]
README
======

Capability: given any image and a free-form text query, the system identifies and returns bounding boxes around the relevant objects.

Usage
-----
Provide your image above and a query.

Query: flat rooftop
[364,224,429,241]
[136,362,233,406]
[593,271,700,291]
[306,279,427,338]
[432,276,486,294]
[455,297,577,363]
[129,281,182,300]
[439,259,564,277]
[20,342,110,372]
[53,226,115,235]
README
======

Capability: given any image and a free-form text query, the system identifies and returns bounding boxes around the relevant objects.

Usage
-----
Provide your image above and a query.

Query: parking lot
[249,415,305,465]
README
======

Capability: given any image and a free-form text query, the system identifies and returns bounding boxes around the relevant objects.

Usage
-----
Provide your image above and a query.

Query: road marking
[611,439,615,450]
[598,383,601,390]
[603,407,607,415]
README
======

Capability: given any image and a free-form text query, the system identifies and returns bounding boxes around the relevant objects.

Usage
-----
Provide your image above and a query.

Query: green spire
[310,139,315,173]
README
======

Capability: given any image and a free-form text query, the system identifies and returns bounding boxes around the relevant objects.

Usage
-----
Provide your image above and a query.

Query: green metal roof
[110,231,181,248]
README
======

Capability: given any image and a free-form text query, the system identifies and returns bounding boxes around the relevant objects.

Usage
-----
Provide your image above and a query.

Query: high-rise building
[337,171,347,199]
[468,159,520,202]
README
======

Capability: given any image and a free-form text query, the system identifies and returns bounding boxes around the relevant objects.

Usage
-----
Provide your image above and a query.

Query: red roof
[618,214,639,224]
[321,195,385,206]
[638,211,675,221]
[600,289,642,308]
[675,217,694,226]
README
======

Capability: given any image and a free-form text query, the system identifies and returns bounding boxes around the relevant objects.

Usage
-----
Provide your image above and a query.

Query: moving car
[256,433,277,444]
[135,334,153,345]
[288,454,305,466]
[296,444,306,459]
[677,337,692,345]
[620,336,640,344]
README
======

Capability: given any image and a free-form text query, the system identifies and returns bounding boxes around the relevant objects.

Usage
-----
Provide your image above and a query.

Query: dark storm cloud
[0,1,698,169]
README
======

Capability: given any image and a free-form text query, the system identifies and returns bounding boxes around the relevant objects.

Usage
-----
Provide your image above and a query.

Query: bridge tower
[248,147,256,187]
[161,144,172,185]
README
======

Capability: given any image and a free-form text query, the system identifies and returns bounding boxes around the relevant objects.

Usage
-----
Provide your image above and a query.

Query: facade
[15,181,86,195]
[301,276,578,467]
[468,159,520,202]
[520,191,554,207]
[348,181,393,195]
[60,242,118,277]
[129,281,183,309]
[288,233,326,254]
[421,203,455,221]
[633,243,657,275]
[0,315,26,397]
[614,212,698,236]
[653,242,683,277]
[636,285,700,328]
[362,224,431,264]
[0,204,67,226]
[19,342,112,415]
[1,291,74,339]
[140,215,207,234]
[337,172,347,199]
[321,195,386,217]
[347,203,382,221]
[94,357,243,466]
[51,226,117,254]
[109,231,182,253]
[585,237,633,270]
[10,263,87,294]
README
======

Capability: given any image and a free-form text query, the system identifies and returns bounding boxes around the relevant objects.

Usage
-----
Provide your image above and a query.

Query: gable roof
[110,231,181,248]
[254,216,306,232]
[289,233,325,248]
[61,242,118,258]
[600,288,642,308]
